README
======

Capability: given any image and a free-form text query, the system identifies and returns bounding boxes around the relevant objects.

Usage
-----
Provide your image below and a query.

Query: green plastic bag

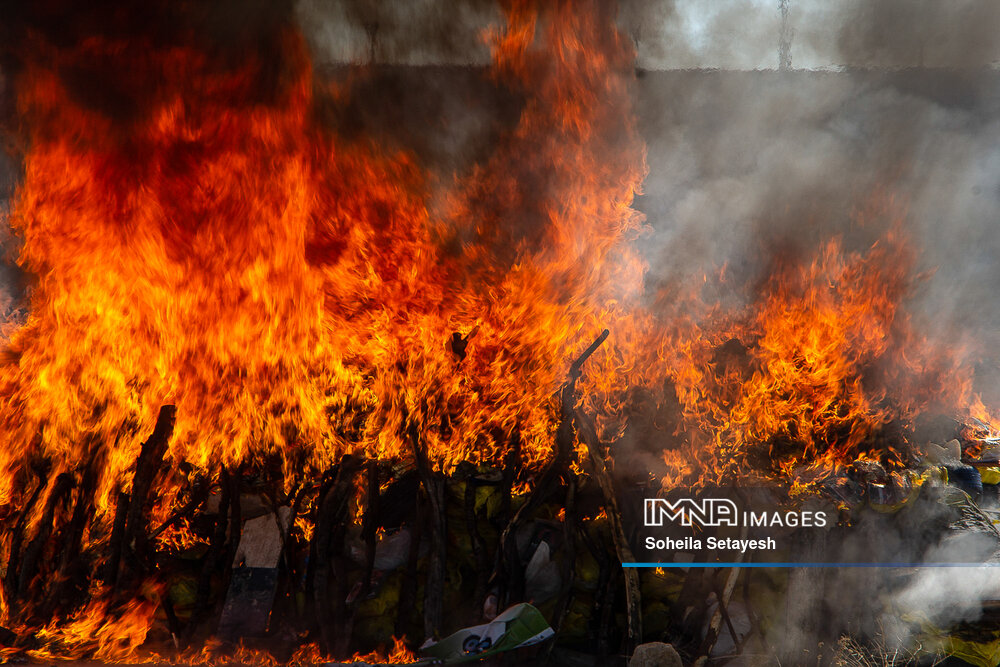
[420,603,554,664]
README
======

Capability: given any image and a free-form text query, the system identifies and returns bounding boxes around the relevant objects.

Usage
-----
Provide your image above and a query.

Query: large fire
[656,211,979,485]
[0,0,995,662]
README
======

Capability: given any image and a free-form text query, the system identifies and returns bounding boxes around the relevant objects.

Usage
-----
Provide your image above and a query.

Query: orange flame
[0,0,649,658]
[652,208,987,485]
[13,588,160,663]
[349,636,418,664]
[0,0,998,661]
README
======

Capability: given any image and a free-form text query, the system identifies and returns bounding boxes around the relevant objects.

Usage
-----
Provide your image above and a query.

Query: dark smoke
[625,1,1000,659]
[637,69,1000,345]
[632,2,1000,402]
[297,0,499,65]
[835,0,1000,69]
[0,0,300,141]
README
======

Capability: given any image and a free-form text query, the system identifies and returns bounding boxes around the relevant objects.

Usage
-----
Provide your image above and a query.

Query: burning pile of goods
[1,0,999,665]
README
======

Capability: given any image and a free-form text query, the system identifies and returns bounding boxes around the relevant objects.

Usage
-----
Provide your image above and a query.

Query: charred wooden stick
[312,457,359,656]
[569,328,610,380]
[596,551,617,656]
[149,478,210,541]
[217,468,243,634]
[715,582,743,655]
[407,420,447,642]
[463,471,491,610]
[575,411,642,655]
[395,478,423,639]
[499,429,521,525]
[102,490,131,589]
[264,481,309,636]
[279,482,312,612]
[546,475,577,657]
[578,521,612,655]
[695,551,745,663]
[125,405,177,562]
[225,469,242,567]
[162,597,182,652]
[57,462,97,574]
[16,472,75,604]
[361,459,380,598]
[312,474,339,655]
[306,470,336,647]
[3,458,50,605]
[182,467,232,649]
[491,430,521,608]
[40,461,100,620]
[423,478,447,640]
[330,511,353,656]
[106,405,176,590]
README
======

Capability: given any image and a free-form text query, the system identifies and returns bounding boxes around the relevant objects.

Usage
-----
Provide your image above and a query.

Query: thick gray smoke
[834,0,1000,69]
[620,1,1000,661]
[300,0,1000,70]
[297,0,499,65]
[618,0,1000,70]
[636,69,1000,367]
[768,489,1000,662]
[0,65,23,333]
[630,1,1000,404]
[622,2,1000,661]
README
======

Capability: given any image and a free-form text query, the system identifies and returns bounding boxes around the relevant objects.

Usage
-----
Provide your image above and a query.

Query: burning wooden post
[102,405,177,595]
[407,421,447,642]
[309,456,361,656]
[14,472,73,606]
[182,466,236,649]
[360,459,380,598]
[1,454,49,608]
[575,410,643,655]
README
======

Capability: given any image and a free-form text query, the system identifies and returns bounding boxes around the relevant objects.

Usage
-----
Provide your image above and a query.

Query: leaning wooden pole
[3,456,49,609]
[560,328,642,651]
[407,419,447,642]
[495,329,608,608]
[694,525,748,665]
[575,408,643,654]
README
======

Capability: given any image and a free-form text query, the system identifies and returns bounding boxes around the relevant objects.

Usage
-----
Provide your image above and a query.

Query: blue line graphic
[623,562,1000,568]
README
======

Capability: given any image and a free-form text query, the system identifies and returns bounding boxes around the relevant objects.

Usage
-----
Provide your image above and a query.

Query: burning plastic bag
[420,603,554,664]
